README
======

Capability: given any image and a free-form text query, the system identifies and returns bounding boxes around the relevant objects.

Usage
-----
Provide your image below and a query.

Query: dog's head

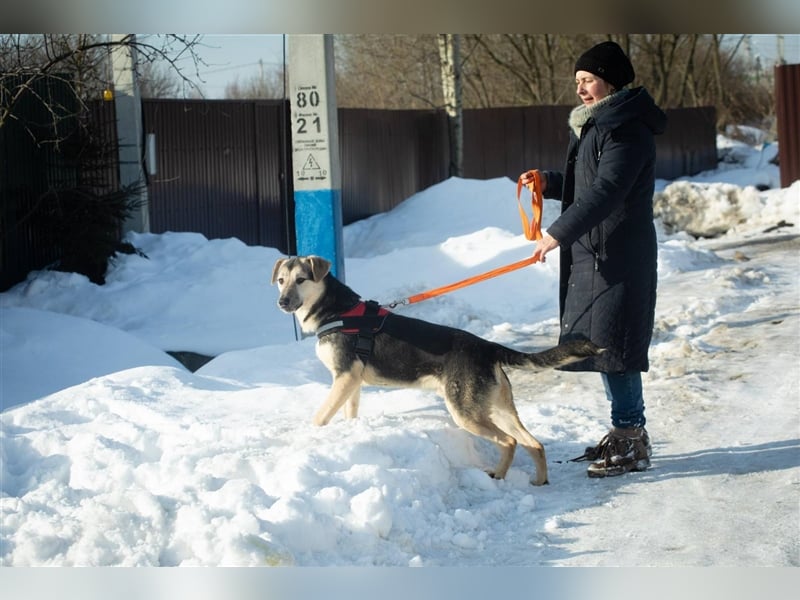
[271,255,331,315]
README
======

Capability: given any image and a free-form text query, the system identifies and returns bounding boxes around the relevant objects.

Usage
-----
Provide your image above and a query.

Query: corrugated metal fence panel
[522,105,575,174]
[85,99,120,193]
[140,102,720,243]
[254,101,294,252]
[0,109,62,289]
[775,64,800,188]
[338,108,449,224]
[463,106,572,180]
[143,99,293,252]
[657,106,718,180]
[0,77,81,291]
[144,100,255,243]
[462,105,717,182]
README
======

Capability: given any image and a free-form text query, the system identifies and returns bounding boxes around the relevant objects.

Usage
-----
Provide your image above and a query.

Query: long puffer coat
[543,87,667,373]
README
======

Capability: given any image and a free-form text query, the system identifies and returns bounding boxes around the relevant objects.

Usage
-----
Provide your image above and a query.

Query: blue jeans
[601,371,646,428]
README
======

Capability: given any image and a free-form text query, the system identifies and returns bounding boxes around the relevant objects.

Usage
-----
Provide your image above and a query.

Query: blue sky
[192,34,285,98]
[189,34,800,99]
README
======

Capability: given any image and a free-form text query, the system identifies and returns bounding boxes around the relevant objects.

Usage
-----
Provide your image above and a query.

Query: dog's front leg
[344,386,361,419]
[313,372,363,426]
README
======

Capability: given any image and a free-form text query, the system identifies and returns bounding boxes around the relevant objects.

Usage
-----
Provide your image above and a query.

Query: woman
[520,40,667,478]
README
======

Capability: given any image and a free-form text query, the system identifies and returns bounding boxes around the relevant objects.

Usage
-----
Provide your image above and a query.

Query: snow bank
[1,135,798,571]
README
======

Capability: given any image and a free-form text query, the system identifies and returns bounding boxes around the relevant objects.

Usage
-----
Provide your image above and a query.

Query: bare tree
[465,34,595,106]
[438,34,463,176]
[630,34,763,129]
[138,61,183,99]
[674,34,701,107]
[335,35,442,109]
[1,34,210,284]
[0,34,208,144]
[333,33,773,131]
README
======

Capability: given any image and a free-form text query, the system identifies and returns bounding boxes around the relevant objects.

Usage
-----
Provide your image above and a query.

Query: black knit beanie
[574,41,635,89]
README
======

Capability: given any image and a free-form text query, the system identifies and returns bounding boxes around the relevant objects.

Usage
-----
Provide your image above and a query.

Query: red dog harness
[316,300,391,363]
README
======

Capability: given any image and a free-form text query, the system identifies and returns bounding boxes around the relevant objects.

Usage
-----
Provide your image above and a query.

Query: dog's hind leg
[491,369,549,485]
[493,415,548,485]
[313,370,364,426]
[443,378,519,481]
[453,413,519,480]
[487,431,518,480]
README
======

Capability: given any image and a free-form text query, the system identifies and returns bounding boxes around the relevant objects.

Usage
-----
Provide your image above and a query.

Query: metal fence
[0,77,84,291]
[143,99,293,251]
[339,108,450,223]
[775,64,800,188]
[339,105,717,226]
[2,100,719,291]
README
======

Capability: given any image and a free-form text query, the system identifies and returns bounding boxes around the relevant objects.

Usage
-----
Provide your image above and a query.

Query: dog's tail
[499,338,605,370]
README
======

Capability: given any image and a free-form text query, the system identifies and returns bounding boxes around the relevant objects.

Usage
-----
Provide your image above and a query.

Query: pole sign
[293,85,329,185]
[288,34,345,280]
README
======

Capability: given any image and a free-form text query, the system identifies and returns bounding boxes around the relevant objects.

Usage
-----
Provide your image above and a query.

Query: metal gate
[142,99,295,254]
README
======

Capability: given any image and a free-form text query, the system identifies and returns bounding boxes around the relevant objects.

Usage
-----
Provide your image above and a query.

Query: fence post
[110,33,150,234]
[288,34,344,280]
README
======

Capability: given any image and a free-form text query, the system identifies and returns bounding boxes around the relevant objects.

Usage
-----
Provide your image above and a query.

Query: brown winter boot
[582,427,652,478]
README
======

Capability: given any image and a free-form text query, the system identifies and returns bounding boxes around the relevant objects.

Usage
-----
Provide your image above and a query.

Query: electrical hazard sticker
[297,153,327,181]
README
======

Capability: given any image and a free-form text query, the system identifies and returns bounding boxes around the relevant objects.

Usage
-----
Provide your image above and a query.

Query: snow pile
[1,135,799,568]
[4,233,281,356]
[653,180,796,237]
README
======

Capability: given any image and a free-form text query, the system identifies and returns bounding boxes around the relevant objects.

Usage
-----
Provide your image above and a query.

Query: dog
[271,255,603,485]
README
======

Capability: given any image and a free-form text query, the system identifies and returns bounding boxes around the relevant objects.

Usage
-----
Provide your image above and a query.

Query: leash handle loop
[516,170,544,241]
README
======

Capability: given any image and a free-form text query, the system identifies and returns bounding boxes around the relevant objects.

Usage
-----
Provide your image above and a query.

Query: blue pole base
[294,188,345,280]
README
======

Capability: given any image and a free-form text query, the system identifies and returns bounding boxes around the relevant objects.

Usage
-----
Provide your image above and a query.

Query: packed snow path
[505,231,800,566]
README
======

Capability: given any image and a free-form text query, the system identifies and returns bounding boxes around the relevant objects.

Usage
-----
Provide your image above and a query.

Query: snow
[1,136,799,571]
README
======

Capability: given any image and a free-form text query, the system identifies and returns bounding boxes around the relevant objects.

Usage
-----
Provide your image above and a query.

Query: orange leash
[387,172,544,308]
[516,169,544,242]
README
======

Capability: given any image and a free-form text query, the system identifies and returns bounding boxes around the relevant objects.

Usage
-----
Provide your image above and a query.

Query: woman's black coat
[544,87,667,373]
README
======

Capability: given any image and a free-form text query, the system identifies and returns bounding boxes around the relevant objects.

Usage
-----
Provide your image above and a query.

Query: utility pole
[288,34,344,280]
[110,34,149,234]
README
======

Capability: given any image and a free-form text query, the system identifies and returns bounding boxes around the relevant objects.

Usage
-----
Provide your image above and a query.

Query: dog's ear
[306,256,331,282]
[271,258,287,284]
